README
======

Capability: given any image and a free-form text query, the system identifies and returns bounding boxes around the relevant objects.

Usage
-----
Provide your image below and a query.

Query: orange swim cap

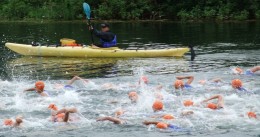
[174,80,184,89]
[128,91,137,97]
[56,113,65,119]
[231,79,242,89]
[48,103,58,111]
[152,100,164,111]
[235,67,243,74]
[141,76,148,84]
[4,119,13,126]
[183,100,194,107]
[156,122,168,129]
[247,111,257,119]
[163,114,174,120]
[35,81,45,90]
[207,103,217,110]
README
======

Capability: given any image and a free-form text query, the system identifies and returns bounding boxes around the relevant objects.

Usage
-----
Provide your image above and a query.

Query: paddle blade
[83,3,91,19]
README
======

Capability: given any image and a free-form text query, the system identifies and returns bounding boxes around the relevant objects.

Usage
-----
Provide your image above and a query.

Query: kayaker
[89,23,117,48]
[24,81,49,97]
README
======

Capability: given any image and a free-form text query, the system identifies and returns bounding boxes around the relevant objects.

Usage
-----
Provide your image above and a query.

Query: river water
[0,22,260,137]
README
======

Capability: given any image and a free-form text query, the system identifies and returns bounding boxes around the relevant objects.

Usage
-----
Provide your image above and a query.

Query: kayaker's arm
[89,26,115,42]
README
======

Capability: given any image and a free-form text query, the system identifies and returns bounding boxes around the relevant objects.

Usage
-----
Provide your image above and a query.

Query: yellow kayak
[5,42,189,58]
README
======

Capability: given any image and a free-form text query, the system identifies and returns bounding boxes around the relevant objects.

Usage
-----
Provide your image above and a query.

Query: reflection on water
[7,57,121,79]
[6,56,191,80]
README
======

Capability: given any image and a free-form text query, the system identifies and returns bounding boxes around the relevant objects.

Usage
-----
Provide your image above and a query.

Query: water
[0,22,260,137]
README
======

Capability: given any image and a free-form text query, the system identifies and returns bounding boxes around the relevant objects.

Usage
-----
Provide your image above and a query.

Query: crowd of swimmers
[3,66,260,130]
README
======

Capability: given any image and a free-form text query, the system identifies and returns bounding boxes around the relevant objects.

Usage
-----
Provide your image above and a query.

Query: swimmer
[96,116,126,124]
[24,81,49,96]
[128,91,138,103]
[139,76,149,85]
[3,116,23,127]
[174,76,194,89]
[96,109,127,124]
[247,111,258,119]
[152,100,164,112]
[143,121,182,130]
[231,79,248,92]
[64,76,90,89]
[201,94,224,110]
[232,66,260,75]
[48,104,77,122]
[180,95,224,115]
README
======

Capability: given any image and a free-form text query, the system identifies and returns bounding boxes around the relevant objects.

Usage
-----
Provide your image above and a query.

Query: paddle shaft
[83,3,94,44]
[88,19,94,44]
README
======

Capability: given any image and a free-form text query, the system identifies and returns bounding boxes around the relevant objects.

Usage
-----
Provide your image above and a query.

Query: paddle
[83,2,94,44]
[189,45,196,61]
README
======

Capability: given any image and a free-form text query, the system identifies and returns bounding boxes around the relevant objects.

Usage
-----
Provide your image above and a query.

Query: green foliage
[177,10,190,21]
[204,7,216,19]
[233,10,249,20]
[0,0,259,21]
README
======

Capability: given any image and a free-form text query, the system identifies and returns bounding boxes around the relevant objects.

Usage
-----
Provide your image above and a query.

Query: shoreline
[0,19,259,24]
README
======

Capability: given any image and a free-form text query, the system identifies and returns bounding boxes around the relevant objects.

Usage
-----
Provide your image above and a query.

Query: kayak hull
[5,43,189,58]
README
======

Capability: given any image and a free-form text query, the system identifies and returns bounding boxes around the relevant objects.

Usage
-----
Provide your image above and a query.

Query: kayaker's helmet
[101,23,109,28]
[101,23,110,32]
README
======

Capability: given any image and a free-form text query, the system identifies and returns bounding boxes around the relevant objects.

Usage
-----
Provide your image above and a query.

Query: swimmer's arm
[24,88,36,92]
[212,78,222,83]
[40,92,48,97]
[203,95,224,107]
[67,76,82,85]
[56,108,77,115]
[202,95,222,102]
[143,121,159,125]
[181,110,194,116]
[251,66,260,73]
[96,116,122,124]
[176,76,194,85]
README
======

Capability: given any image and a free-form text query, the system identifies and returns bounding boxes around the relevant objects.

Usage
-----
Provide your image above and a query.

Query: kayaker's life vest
[100,35,117,48]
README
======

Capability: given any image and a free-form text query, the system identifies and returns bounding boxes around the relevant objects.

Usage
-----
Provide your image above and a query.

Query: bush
[233,10,249,20]
[177,10,191,21]
[2,0,29,19]
[256,10,260,19]
[204,7,216,19]
[217,4,232,20]
[190,6,203,20]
